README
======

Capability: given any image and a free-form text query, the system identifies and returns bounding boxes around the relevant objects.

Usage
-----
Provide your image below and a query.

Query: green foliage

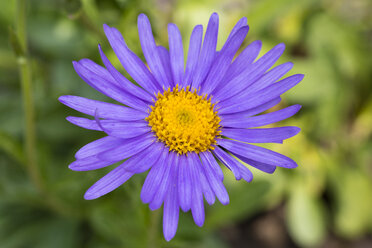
[0,0,372,247]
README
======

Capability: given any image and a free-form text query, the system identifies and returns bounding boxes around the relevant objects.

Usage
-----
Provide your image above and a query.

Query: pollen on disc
[146,85,221,154]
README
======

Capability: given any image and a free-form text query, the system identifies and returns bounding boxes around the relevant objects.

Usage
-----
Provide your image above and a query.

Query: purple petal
[202,26,249,94]
[178,155,192,212]
[84,163,135,200]
[192,13,219,89]
[188,154,205,226]
[199,152,229,205]
[224,17,247,46]
[222,40,262,83]
[221,126,301,143]
[75,136,125,159]
[98,133,155,162]
[137,14,171,88]
[234,153,277,174]
[66,116,101,131]
[218,74,304,115]
[97,118,151,139]
[241,62,294,96]
[78,58,120,88]
[124,142,164,173]
[59,95,148,121]
[183,25,203,88]
[218,138,298,169]
[190,153,215,205]
[213,146,242,180]
[213,43,286,102]
[230,155,254,181]
[168,23,184,86]
[200,150,224,180]
[73,60,149,111]
[149,152,176,210]
[219,97,281,120]
[220,62,293,106]
[103,24,160,93]
[68,155,118,171]
[220,104,301,128]
[157,46,174,86]
[98,44,154,103]
[141,149,171,203]
[163,165,179,242]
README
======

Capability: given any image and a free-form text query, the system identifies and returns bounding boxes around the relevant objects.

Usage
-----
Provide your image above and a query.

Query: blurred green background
[1,0,372,247]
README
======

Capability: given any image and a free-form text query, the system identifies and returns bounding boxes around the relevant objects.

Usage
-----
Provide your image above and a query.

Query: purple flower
[59,13,303,241]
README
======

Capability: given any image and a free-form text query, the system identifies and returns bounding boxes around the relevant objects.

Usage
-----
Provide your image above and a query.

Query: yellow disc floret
[146,85,221,154]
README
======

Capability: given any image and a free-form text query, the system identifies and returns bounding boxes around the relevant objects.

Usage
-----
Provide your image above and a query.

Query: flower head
[59,12,303,241]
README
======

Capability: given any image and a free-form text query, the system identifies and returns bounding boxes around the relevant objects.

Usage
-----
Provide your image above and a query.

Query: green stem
[13,0,81,218]
[148,210,160,248]
[15,0,42,191]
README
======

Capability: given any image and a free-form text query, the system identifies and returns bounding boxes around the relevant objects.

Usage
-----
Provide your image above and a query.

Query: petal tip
[58,95,66,103]
[194,218,205,227]
[138,13,149,23]
[83,192,96,200]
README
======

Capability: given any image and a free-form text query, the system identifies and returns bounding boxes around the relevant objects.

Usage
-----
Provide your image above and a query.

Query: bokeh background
[1,0,372,247]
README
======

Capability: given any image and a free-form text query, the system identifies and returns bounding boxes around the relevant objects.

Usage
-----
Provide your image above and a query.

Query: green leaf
[286,184,326,247]
[206,180,271,228]
[334,169,372,238]
[0,130,25,164]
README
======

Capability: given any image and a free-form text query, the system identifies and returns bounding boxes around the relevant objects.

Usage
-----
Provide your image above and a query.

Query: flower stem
[148,210,160,248]
[15,0,42,191]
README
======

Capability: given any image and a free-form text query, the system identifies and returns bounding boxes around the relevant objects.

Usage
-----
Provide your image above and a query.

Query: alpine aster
[59,13,303,241]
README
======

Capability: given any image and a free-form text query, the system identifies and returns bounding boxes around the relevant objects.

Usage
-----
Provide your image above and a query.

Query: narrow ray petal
[97,118,151,139]
[190,153,215,205]
[219,97,281,120]
[78,58,121,88]
[224,17,247,46]
[200,150,224,180]
[138,14,171,88]
[192,13,219,89]
[222,40,262,83]
[221,126,301,143]
[220,105,301,128]
[69,155,118,171]
[189,154,205,226]
[220,62,294,106]
[84,164,135,200]
[183,25,203,88]
[233,153,277,174]
[218,139,298,168]
[98,44,154,103]
[199,152,229,205]
[124,142,164,173]
[230,155,254,182]
[66,116,101,131]
[218,74,304,114]
[168,23,184,86]
[141,149,170,203]
[157,46,174,85]
[103,24,160,93]
[75,136,125,159]
[98,133,155,162]
[59,95,148,121]
[73,60,149,111]
[202,26,249,94]
[178,155,192,212]
[213,43,286,101]
[213,146,242,180]
[163,169,180,241]
[149,152,176,210]
[240,62,294,96]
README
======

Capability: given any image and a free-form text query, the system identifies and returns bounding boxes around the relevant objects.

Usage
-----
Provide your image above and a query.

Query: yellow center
[146,85,221,154]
